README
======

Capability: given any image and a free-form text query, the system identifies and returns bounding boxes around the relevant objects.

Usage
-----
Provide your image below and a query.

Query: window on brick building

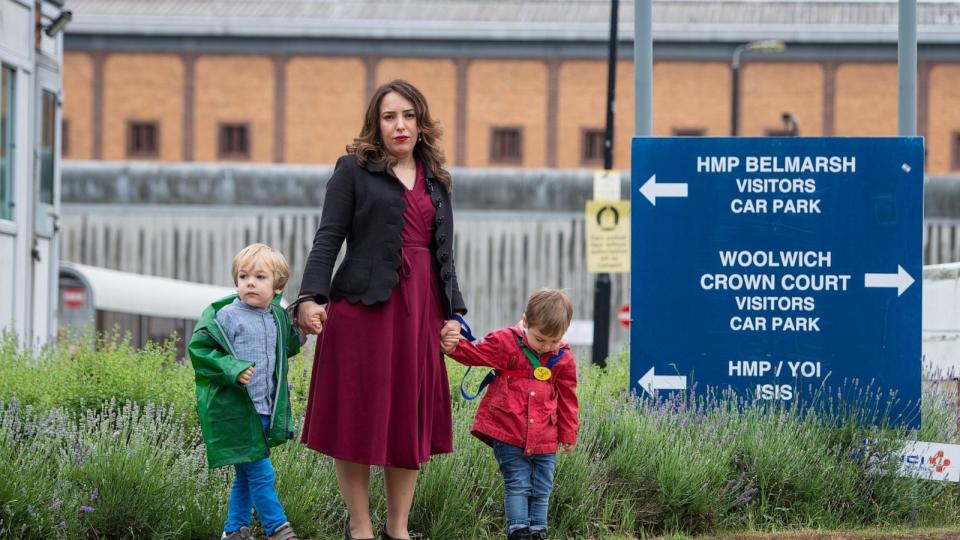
[61,118,70,158]
[127,121,159,158]
[219,123,250,160]
[490,127,522,164]
[672,127,706,136]
[952,132,960,170]
[581,129,605,165]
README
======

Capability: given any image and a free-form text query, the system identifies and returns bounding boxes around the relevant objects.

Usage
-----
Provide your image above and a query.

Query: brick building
[61,0,960,173]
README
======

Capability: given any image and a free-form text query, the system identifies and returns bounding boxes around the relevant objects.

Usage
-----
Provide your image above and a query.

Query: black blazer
[299,154,467,317]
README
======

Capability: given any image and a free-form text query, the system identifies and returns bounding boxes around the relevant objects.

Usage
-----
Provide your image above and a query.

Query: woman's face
[378,91,419,161]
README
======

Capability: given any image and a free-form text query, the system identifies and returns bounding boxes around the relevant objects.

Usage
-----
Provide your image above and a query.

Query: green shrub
[0,335,959,538]
[0,331,194,420]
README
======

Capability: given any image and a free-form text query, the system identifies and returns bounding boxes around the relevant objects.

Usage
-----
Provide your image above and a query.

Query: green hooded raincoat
[188,294,301,468]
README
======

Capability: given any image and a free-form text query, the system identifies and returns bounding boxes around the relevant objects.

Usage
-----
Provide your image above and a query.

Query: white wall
[923,263,960,379]
[31,237,52,345]
[0,0,64,347]
[0,1,30,55]
[0,235,14,329]
[0,0,31,343]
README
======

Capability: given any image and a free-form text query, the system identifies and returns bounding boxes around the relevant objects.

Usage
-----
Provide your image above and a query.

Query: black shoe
[531,529,548,540]
[507,527,532,540]
[380,524,403,540]
[345,521,375,540]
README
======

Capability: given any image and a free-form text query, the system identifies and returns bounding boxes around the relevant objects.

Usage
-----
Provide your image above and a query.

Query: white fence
[60,206,631,353]
[925,220,960,267]
[924,261,960,379]
[58,203,960,361]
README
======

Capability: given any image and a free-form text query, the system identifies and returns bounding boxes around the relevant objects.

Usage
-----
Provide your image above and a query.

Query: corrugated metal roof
[63,0,960,43]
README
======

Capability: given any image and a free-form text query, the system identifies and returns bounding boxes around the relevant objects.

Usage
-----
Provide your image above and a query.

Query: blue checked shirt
[216,298,277,416]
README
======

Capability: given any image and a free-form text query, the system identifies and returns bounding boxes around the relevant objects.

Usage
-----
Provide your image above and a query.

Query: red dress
[300,163,453,469]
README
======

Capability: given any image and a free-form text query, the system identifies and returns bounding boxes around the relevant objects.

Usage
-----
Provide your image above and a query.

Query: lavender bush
[0,334,958,538]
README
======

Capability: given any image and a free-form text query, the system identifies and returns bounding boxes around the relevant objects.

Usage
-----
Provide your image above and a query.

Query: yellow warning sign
[586,200,630,273]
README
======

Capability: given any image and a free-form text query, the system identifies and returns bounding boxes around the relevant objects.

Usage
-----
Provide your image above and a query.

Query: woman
[295,80,465,540]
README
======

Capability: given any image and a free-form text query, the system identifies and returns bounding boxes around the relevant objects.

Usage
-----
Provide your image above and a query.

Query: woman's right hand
[297,299,328,335]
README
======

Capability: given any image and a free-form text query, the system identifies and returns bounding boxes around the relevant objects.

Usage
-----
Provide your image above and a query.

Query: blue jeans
[224,415,287,536]
[492,440,557,533]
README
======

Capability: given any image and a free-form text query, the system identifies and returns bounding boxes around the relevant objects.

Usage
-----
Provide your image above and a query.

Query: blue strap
[452,314,495,401]
[453,317,567,401]
[460,368,495,401]
[453,314,475,341]
[545,347,567,370]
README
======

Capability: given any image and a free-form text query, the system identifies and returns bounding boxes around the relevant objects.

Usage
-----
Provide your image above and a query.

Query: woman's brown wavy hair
[347,79,453,191]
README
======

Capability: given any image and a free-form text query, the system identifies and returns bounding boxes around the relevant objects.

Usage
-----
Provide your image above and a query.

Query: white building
[0,0,68,347]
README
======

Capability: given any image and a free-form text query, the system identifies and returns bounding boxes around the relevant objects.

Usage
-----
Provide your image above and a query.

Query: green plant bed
[0,333,959,539]
[0,330,196,420]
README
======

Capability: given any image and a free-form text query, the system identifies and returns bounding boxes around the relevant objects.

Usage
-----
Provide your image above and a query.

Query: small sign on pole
[593,169,622,201]
[618,304,630,328]
[586,200,630,274]
[62,287,86,310]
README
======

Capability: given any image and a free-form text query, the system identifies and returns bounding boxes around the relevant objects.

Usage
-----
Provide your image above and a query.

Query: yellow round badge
[533,366,552,381]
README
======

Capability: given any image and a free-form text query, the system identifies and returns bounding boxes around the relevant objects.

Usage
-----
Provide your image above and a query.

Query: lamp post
[591,0,619,368]
[731,40,786,136]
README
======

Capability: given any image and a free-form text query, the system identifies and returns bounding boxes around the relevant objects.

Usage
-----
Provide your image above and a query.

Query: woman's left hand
[440,319,461,351]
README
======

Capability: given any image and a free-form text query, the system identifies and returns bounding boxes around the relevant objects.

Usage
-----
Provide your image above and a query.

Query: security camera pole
[591,0,619,367]
[730,40,785,136]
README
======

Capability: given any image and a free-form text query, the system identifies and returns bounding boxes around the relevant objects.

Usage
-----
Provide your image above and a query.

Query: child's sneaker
[221,527,253,540]
[269,522,298,540]
[507,527,532,540]
[531,529,548,540]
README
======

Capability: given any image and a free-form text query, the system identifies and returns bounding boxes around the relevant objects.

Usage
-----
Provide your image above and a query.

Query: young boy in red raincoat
[442,288,579,540]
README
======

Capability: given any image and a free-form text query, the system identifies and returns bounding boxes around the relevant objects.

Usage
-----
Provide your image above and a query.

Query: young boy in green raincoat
[189,243,304,540]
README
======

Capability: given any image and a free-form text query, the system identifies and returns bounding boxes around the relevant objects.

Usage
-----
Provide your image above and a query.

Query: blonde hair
[231,243,290,291]
[524,288,574,337]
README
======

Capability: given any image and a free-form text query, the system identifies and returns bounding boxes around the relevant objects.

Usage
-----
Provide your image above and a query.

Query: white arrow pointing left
[637,366,687,397]
[638,174,688,206]
[864,265,915,297]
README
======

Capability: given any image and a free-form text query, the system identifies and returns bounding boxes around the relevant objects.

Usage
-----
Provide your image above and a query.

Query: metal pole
[897,0,920,471]
[592,0,619,367]
[730,44,747,136]
[635,0,652,136]
[731,63,740,136]
[898,0,917,136]
[603,0,618,169]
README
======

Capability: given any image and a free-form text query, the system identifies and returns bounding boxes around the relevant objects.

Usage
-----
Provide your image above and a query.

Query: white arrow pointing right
[637,366,687,397]
[864,265,915,297]
[638,174,688,206]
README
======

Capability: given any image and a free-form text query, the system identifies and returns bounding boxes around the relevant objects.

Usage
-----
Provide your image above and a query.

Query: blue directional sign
[630,137,923,428]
